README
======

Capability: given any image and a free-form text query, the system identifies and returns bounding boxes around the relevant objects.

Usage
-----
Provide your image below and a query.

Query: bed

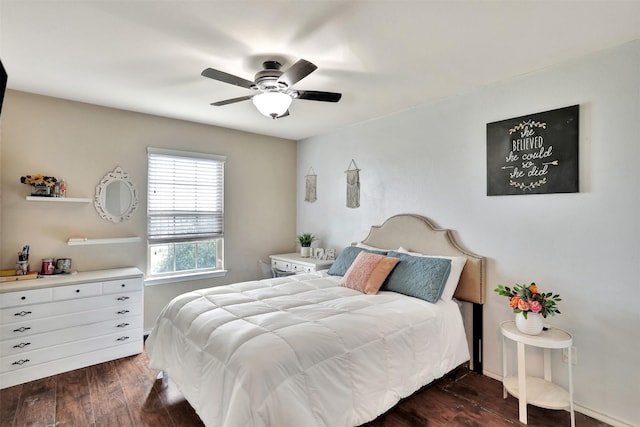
[146,214,486,427]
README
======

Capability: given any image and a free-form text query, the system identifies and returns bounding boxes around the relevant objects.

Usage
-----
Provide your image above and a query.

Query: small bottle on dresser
[59,179,66,197]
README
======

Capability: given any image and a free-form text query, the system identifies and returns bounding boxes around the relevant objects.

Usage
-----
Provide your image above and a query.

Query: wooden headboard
[361,214,486,372]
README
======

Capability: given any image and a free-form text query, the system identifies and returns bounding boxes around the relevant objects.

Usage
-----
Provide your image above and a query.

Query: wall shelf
[26,196,92,203]
[67,237,141,246]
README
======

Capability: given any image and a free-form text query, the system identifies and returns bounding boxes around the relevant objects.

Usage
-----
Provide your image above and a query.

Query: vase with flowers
[20,174,58,197]
[494,282,561,335]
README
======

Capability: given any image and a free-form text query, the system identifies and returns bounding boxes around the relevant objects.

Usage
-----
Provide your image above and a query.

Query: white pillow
[396,247,466,301]
[355,242,390,251]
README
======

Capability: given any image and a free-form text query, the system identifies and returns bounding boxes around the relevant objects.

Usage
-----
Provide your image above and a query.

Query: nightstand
[269,253,333,274]
[501,321,575,427]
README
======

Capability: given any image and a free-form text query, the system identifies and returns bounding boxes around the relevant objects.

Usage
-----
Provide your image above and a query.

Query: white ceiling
[2,1,640,141]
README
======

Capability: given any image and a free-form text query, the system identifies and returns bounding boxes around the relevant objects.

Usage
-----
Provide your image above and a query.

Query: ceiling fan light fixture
[203,58,341,117]
[252,92,292,119]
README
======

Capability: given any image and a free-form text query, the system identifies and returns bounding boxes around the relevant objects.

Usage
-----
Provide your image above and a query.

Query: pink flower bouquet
[495,282,561,318]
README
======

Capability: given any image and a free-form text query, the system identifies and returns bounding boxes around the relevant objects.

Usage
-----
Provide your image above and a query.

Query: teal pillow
[382,251,452,303]
[327,246,387,276]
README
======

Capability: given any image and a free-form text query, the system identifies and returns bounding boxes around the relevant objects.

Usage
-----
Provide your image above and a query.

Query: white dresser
[0,267,144,389]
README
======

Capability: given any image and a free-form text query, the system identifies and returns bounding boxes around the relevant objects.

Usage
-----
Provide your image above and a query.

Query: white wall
[297,41,640,426]
[1,91,298,330]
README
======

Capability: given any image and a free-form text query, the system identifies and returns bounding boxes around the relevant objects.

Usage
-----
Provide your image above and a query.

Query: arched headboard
[361,214,485,304]
[360,214,486,372]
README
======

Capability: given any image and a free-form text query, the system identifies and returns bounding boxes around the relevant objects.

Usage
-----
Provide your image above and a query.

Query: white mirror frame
[94,167,138,223]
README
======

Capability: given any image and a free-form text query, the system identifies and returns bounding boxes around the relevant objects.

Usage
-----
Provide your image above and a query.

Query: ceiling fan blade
[210,95,253,106]
[296,90,342,102]
[202,68,255,89]
[277,59,317,87]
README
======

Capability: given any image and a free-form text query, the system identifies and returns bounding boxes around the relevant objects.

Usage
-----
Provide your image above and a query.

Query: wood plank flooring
[1,350,610,427]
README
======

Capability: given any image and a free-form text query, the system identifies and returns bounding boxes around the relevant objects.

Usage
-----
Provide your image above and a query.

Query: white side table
[501,321,575,427]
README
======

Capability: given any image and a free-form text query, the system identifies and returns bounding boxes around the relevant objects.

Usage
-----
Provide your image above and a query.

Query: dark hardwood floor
[1,350,609,427]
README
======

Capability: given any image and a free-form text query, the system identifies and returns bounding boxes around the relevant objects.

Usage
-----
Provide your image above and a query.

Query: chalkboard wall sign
[486,105,579,196]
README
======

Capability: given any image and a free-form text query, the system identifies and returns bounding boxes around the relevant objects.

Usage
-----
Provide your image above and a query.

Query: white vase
[300,246,311,258]
[515,312,543,335]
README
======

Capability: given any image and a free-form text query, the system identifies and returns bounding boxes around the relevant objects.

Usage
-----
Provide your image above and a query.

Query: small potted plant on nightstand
[297,233,316,258]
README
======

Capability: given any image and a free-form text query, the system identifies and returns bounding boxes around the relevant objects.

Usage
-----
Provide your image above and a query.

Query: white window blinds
[147,148,225,242]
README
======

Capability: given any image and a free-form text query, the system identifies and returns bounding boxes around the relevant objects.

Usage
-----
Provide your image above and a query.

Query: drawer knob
[76,289,80,293]
[117,323,130,328]
[21,296,26,300]
[117,310,130,315]
[116,336,130,341]
[121,284,126,287]
[116,296,130,301]
[12,359,30,366]
[14,311,32,317]
[13,342,31,349]
[13,326,31,333]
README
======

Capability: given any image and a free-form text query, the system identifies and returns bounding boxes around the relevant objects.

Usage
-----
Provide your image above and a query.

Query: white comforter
[146,272,469,427]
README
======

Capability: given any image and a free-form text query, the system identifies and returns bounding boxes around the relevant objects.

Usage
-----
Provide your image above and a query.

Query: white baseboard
[482,369,633,427]
[571,404,633,427]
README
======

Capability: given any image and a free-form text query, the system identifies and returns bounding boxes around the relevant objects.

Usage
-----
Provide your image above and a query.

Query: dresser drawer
[271,260,315,273]
[0,302,142,339]
[0,315,143,357]
[272,260,293,271]
[0,288,52,308]
[0,328,143,374]
[103,277,142,294]
[0,292,142,325]
[52,281,102,301]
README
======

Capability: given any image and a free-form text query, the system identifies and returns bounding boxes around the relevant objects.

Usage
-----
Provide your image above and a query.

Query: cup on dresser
[54,258,72,274]
[16,260,29,275]
[41,258,55,275]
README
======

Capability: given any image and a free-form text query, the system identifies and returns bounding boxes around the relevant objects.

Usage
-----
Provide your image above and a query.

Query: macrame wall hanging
[345,159,361,209]
[304,167,317,203]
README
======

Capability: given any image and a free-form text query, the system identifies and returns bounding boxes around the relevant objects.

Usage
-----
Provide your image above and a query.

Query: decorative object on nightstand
[296,233,316,258]
[495,282,561,335]
[515,311,544,335]
[501,321,575,426]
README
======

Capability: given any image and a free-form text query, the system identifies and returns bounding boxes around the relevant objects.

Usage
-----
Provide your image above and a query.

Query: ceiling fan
[201,59,342,119]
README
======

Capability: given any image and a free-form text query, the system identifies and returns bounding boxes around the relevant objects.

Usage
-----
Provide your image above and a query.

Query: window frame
[145,147,226,284]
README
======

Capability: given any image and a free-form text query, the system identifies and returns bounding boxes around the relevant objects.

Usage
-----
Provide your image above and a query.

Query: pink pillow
[340,251,400,294]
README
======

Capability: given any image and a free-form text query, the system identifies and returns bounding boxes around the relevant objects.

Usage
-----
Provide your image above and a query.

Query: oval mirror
[94,167,138,223]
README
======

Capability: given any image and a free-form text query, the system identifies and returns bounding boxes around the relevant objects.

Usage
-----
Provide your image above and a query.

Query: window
[147,147,225,281]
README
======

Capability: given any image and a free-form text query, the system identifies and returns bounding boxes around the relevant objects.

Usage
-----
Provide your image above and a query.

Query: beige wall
[1,90,297,329]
